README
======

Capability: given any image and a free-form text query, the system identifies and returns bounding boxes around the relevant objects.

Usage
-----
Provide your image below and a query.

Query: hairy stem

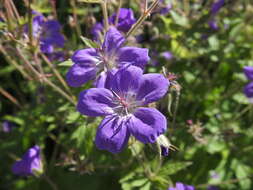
[126,0,159,39]
[115,0,122,26]
[0,45,32,80]
[16,48,76,105]
[101,1,109,31]
[39,52,73,97]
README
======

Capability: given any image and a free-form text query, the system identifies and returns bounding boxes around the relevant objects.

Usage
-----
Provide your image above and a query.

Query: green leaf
[139,182,151,190]
[159,161,192,176]
[58,59,73,67]
[235,162,251,189]
[170,11,189,27]
[80,36,99,48]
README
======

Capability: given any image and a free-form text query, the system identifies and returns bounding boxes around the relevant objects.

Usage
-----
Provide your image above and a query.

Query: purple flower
[168,182,195,190]
[12,145,43,176]
[243,66,253,98]
[244,82,253,98]
[109,8,136,33]
[2,121,13,133]
[91,8,136,41]
[159,3,172,15]
[207,186,219,190]
[77,66,169,153]
[67,27,150,87]
[211,0,225,15]
[161,146,169,156]
[208,20,219,30]
[161,51,173,60]
[24,11,65,58]
[243,66,253,81]
[91,22,104,42]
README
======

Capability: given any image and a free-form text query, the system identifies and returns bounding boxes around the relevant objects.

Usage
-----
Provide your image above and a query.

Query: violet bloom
[243,66,253,98]
[211,0,225,15]
[168,182,194,190]
[12,145,43,176]
[2,121,13,133]
[161,51,173,60]
[24,11,65,58]
[207,186,219,190]
[91,8,136,41]
[77,66,169,153]
[161,146,169,156]
[67,27,150,88]
[160,4,172,15]
[208,20,219,30]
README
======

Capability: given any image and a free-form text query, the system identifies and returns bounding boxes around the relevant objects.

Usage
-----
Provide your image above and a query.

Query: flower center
[111,90,141,117]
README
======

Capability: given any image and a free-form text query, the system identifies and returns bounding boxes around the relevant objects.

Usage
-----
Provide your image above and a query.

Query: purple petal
[117,47,150,69]
[43,20,61,33]
[102,27,125,56]
[159,4,172,15]
[91,22,104,42]
[243,66,253,81]
[109,8,136,33]
[77,88,115,116]
[128,108,167,144]
[175,183,185,190]
[109,66,143,95]
[161,146,169,156]
[137,74,169,104]
[208,20,219,30]
[12,145,42,176]
[211,0,225,15]
[94,69,117,88]
[71,48,99,65]
[244,82,253,98]
[185,185,195,190]
[161,51,173,60]
[66,63,97,87]
[95,116,130,153]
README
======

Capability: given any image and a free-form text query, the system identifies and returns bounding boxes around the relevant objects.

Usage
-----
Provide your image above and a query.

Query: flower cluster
[67,9,170,153]
[66,27,149,88]
[243,66,253,99]
[168,182,194,190]
[24,11,65,60]
[91,8,136,42]
[12,145,43,176]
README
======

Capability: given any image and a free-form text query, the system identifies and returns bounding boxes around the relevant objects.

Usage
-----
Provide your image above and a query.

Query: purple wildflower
[2,121,13,133]
[66,27,150,88]
[208,20,219,30]
[243,66,253,98]
[91,8,136,41]
[12,145,43,176]
[244,82,253,98]
[161,146,169,156]
[243,66,253,81]
[207,186,219,190]
[24,11,65,58]
[161,51,173,60]
[159,3,172,15]
[168,182,194,190]
[109,8,136,33]
[77,66,169,153]
[211,0,225,15]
